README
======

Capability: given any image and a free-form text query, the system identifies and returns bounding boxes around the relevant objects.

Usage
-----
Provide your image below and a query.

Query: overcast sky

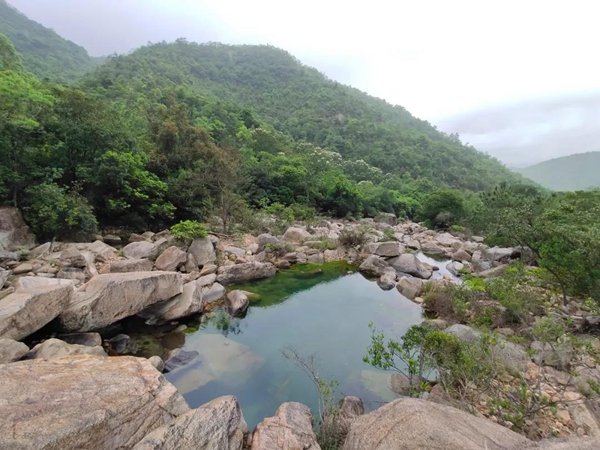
[9,0,600,167]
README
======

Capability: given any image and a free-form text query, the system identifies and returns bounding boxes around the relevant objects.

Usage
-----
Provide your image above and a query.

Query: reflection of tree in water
[213,310,242,337]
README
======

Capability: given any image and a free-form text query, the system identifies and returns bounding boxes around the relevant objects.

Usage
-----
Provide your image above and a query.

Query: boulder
[282,227,312,243]
[329,396,364,441]
[0,338,28,364]
[256,234,280,252]
[251,402,320,450]
[30,242,52,259]
[421,244,447,257]
[374,212,397,226]
[27,338,106,359]
[110,258,154,273]
[216,262,276,285]
[435,232,461,248]
[0,207,36,251]
[107,334,139,355]
[475,264,508,279]
[0,277,74,341]
[13,262,33,275]
[155,246,187,272]
[0,355,189,450]
[58,332,102,347]
[307,252,324,264]
[148,355,164,373]
[133,396,247,450]
[224,246,246,258]
[57,271,183,332]
[60,247,88,268]
[484,247,514,262]
[343,398,529,450]
[183,253,198,273]
[188,237,216,267]
[389,254,432,279]
[0,251,18,267]
[123,241,159,260]
[377,271,397,290]
[358,255,393,278]
[102,234,122,246]
[226,290,249,316]
[405,238,421,250]
[451,249,471,262]
[202,283,226,304]
[139,278,206,325]
[129,233,149,243]
[88,240,117,263]
[365,241,401,257]
[530,341,572,369]
[0,269,10,289]
[446,261,465,276]
[396,276,424,300]
[445,324,529,371]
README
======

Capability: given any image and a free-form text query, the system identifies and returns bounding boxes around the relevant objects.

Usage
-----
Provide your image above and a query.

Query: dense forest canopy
[0,0,101,82]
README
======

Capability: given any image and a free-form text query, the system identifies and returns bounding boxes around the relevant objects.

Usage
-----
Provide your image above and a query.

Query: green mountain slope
[0,0,101,82]
[84,40,524,193]
[517,152,600,191]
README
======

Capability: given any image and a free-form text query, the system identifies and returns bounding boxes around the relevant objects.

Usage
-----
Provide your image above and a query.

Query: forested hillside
[0,0,101,82]
[517,152,600,191]
[85,40,523,192]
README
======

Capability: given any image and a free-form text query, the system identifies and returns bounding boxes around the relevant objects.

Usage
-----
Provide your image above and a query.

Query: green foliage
[338,227,368,248]
[420,189,465,228]
[170,220,208,240]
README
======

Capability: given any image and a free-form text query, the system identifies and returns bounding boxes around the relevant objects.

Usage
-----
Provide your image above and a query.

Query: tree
[420,189,465,228]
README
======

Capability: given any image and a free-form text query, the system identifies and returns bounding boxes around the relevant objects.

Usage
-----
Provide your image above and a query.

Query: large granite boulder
[58,272,183,332]
[226,290,249,316]
[87,240,117,263]
[155,246,187,272]
[0,338,28,363]
[133,396,247,450]
[0,269,10,289]
[0,207,35,251]
[365,241,402,257]
[122,241,159,260]
[358,255,393,278]
[0,277,74,340]
[396,276,424,300]
[256,234,280,252]
[0,355,189,450]
[374,212,397,226]
[251,402,321,450]
[27,338,106,359]
[389,254,432,279]
[216,262,276,285]
[343,398,529,450]
[188,237,216,267]
[282,227,312,243]
[110,258,154,273]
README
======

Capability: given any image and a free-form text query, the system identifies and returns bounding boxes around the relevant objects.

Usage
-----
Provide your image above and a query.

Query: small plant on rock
[170,220,208,240]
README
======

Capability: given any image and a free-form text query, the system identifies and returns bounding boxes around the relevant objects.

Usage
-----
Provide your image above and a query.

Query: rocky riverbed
[0,206,599,449]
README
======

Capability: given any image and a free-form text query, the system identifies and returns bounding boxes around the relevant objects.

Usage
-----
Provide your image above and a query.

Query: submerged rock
[0,355,189,450]
[133,395,247,450]
[251,402,320,450]
[343,398,529,450]
[164,348,200,373]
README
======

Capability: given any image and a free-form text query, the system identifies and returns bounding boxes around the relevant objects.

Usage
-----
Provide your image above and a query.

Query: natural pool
[160,261,431,428]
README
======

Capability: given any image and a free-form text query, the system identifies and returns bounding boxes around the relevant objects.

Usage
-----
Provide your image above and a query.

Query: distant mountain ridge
[0,0,101,82]
[517,152,600,191]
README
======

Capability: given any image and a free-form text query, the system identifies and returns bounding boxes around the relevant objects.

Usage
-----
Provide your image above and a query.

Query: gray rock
[330,396,364,441]
[359,255,393,278]
[13,263,33,274]
[0,355,190,450]
[0,269,10,289]
[30,242,52,259]
[188,237,216,267]
[519,438,600,450]
[226,290,249,317]
[129,233,149,243]
[421,244,447,256]
[57,271,183,332]
[87,240,117,263]
[365,241,401,257]
[374,212,397,226]
[155,246,187,271]
[475,264,508,279]
[183,252,198,272]
[0,338,29,364]
[110,258,154,273]
[139,278,206,325]
[389,254,432,279]
[307,252,324,264]
[216,262,276,285]
[451,249,471,262]
[251,402,320,450]
[435,232,461,248]
[282,227,312,243]
[107,334,139,355]
[58,332,102,347]
[60,247,88,268]
[343,397,529,450]
[224,246,246,258]
[484,247,514,262]
[530,341,573,370]
[28,338,106,359]
[102,234,122,246]
[446,261,465,276]
[377,271,397,290]
[0,277,74,341]
[202,283,226,304]
[164,348,200,373]
[122,241,159,260]
[0,251,18,267]
[256,234,280,252]
[0,207,36,252]
[148,355,164,373]
[133,395,247,450]
[396,276,424,300]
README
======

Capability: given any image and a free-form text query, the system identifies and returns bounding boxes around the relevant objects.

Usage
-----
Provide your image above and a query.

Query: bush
[420,189,465,229]
[170,220,208,240]
[338,227,368,248]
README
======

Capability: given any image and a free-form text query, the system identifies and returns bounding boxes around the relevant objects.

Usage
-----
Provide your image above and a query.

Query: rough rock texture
[0,277,74,340]
[343,398,529,450]
[0,269,10,289]
[452,249,472,262]
[446,261,465,276]
[396,276,424,300]
[0,207,36,251]
[475,265,508,279]
[58,332,102,347]
[139,278,206,325]
[389,254,432,279]
[377,271,397,290]
[188,237,216,267]
[0,355,190,450]
[133,396,247,450]
[282,227,312,243]
[365,241,401,257]
[148,356,165,373]
[374,212,397,226]
[331,396,364,442]
[0,338,28,363]
[226,290,249,316]
[110,258,154,273]
[155,246,187,271]
[251,402,321,450]
[216,262,276,285]
[123,241,159,260]
[256,234,280,252]
[202,282,226,304]
[28,338,106,359]
[358,255,393,277]
[58,272,183,332]
[88,240,117,263]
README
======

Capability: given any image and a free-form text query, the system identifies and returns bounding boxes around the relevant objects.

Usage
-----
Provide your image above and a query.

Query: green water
[164,262,425,428]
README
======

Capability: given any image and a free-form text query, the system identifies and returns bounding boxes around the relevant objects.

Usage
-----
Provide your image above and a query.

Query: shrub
[420,189,465,229]
[170,220,208,240]
[338,227,368,248]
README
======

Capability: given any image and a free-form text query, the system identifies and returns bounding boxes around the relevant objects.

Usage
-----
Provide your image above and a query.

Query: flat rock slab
[0,355,190,450]
[343,397,529,450]
[133,395,247,450]
[110,258,154,273]
[58,271,183,332]
[216,262,276,285]
[0,277,74,341]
